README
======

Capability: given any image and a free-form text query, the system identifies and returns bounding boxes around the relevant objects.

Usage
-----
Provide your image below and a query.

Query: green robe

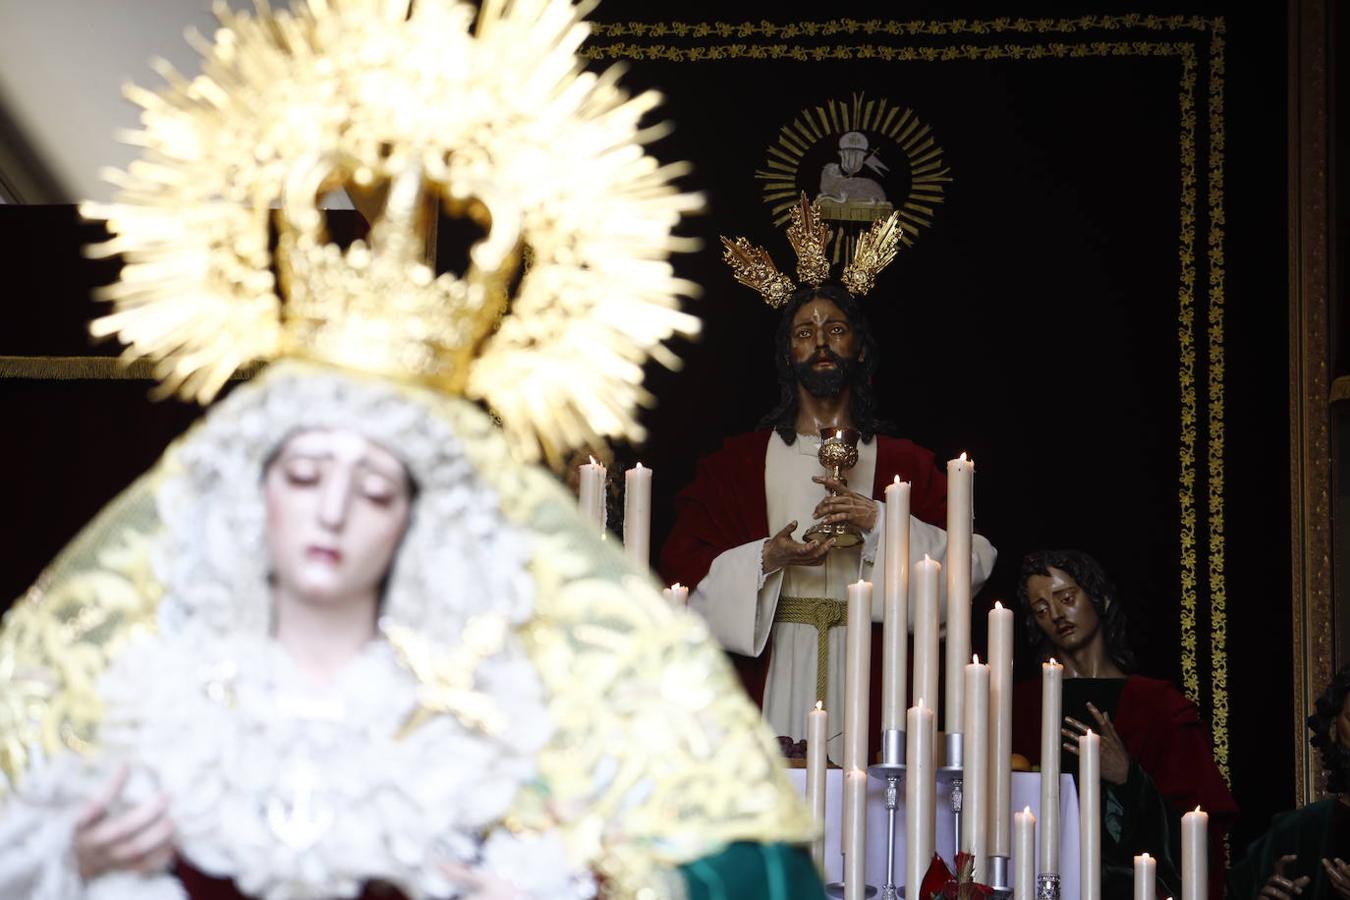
[682,843,825,900]
[1228,798,1342,900]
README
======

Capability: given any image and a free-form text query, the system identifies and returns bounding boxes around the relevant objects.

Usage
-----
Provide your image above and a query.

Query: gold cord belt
[773,595,848,703]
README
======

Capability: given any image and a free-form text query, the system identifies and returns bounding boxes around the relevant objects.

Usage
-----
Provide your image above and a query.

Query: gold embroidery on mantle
[0,478,162,791]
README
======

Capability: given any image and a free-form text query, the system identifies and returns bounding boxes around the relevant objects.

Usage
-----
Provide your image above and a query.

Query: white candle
[882,477,911,733]
[988,601,1014,860]
[1135,853,1157,900]
[961,655,990,882]
[662,583,689,607]
[622,463,651,565]
[806,702,828,870]
[944,453,974,733]
[1038,659,1063,875]
[1182,807,1208,900]
[905,700,936,898]
[844,767,868,899]
[1014,807,1036,900]
[1079,729,1101,900]
[578,456,607,532]
[912,555,941,713]
[844,580,872,773]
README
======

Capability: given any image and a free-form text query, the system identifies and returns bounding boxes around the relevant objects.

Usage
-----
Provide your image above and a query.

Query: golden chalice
[801,428,864,549]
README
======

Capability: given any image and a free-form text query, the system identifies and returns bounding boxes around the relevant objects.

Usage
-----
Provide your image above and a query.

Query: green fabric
[1100,762,1184,900]
[681,842,825,900]
[1227,798,1338,900]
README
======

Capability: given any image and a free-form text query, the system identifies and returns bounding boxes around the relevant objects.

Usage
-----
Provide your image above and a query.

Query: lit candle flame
[959,451,968,462]
[836,429,843,440]
[588,455,598,466]
[972,653,981,665]
[815,700,824,711]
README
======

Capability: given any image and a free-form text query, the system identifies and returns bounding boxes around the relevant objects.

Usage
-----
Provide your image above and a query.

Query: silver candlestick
[868,729,906,900]
[990,856,1011,899]
[1036,873,1061,900]
[945,732,964,854]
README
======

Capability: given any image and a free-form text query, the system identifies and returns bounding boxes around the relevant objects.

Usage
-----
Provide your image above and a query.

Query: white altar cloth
[788,769,1082,899]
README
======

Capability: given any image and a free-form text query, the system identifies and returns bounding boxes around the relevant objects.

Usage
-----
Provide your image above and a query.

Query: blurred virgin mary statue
[0,2,818,898]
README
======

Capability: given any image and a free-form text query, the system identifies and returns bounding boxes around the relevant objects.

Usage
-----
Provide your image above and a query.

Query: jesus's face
[789,296,861,398]
[264,429,413,610]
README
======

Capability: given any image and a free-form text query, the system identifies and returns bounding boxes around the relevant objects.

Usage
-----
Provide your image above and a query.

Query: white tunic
[688,432,997,760]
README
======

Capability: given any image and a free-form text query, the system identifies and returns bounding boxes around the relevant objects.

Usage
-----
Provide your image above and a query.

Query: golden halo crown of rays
[754,92,951,254]
[80,0,703,465]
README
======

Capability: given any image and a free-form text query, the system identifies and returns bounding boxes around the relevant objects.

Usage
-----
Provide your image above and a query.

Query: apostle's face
[1334,692,1350,750]
[789,296,862,398]
[264,429,413,608]
[1023,566,1103,654]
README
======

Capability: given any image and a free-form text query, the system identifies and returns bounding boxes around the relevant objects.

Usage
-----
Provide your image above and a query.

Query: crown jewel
[83,0,701,463]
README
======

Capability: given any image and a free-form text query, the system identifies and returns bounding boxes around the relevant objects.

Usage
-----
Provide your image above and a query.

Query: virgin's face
[264,430,413,607]
[1024,566,1103,654]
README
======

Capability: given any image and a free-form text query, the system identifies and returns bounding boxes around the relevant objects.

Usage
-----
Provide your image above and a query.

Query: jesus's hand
[763,521,835,573]
[811,476,879,533]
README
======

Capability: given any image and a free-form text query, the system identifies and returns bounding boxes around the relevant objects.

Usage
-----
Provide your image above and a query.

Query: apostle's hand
[1061,703,1130,785]
[73,766,176,882]
[1259,855,1310,900]
[763,521,835,572]
[1322,858,1350,900]
[811,476,879,532]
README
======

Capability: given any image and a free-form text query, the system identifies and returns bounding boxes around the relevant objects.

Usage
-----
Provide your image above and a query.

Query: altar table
[787,769,1082,899]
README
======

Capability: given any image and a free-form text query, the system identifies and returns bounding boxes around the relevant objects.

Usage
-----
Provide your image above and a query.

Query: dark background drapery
[0,2,1296,851]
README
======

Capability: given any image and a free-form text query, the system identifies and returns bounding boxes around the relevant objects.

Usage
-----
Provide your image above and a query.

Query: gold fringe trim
[0,356,258,381]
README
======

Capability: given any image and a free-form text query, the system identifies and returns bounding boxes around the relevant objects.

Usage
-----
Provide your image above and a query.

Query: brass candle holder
[802,427,864,549]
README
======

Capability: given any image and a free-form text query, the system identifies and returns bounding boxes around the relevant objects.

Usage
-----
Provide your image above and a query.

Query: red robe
[1012,675,1237,900]
[658,430,948,738]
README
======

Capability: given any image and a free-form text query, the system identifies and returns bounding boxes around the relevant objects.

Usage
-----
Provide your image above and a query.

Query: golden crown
[720,193,902,308]
[82,0,701,463]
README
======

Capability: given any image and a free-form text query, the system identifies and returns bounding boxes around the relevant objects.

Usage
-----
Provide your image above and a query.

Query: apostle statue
[0,2,819,897]
[1229,664,1350,900]
[661,196,996,759]
[1009,549,1236,900]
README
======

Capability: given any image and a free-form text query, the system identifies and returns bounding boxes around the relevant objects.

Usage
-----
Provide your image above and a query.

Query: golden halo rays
[754,92,951,250]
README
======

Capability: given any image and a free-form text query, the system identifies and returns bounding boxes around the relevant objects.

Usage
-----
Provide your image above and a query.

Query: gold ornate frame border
[582,14,1232,780]
[1288,0,1333,805]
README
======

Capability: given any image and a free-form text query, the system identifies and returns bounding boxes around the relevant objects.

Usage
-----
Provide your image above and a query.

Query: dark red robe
[658,429,948,745]
[1012,675,1237,900]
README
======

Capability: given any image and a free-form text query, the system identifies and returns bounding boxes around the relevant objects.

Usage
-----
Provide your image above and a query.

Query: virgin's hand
[811,476,879,532]
[1061,703,1130,785]
[441,861,525,900]
[762,521,834,572]
[74,767,176,882]
[1259,855,1310,900]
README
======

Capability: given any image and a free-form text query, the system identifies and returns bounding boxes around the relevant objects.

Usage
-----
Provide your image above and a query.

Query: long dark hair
[1309,665,1350,792]
[758,283,891,444]
[1015,549,1136,673]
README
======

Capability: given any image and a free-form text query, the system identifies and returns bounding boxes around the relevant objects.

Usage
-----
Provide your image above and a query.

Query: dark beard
[794,349,859,398]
